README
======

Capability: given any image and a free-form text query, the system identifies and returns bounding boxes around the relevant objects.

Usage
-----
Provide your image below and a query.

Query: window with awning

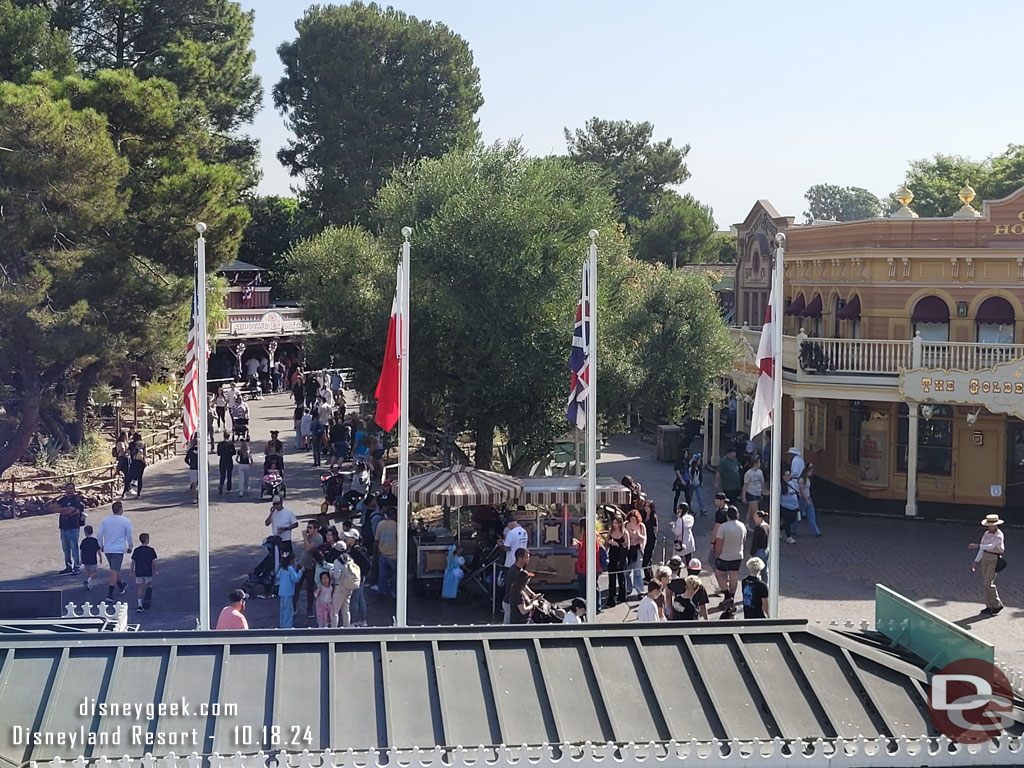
[784,294,805,316]
[976,296,1015,343]
[912,296,950,341]
[800,294,823,317]
[836,294,861,320]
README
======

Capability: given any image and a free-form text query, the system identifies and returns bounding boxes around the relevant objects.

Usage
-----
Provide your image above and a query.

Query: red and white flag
[182,282,202,444]
[374,266,402,432]
[749,285,776,438]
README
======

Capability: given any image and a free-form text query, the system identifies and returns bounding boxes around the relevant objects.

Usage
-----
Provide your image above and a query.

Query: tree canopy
[803,183,881,222]
[631,191,718,266]
[564,117,690,224]
[286,142,735,471]
[237,196,304,275]
[274,1,484,225]
[0,0,74,83]
[887,148,1024,216]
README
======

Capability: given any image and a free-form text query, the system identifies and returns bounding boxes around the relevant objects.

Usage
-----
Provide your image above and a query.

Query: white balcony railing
[730,326,1024,378]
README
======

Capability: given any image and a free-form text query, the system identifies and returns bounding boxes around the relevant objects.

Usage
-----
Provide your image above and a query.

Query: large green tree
[0,82,128,471]
[0,0,74,83]
[237,195,304,273]
[564,117,690,224]
[631,191,718,266]
[803,183,881,222]
[887,147,1024,217]
[286,142,735,471]
[274,1,484,225]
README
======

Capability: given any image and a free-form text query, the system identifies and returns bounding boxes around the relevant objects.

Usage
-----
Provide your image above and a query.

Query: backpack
[599,546,609,571]
[331,554,361,590]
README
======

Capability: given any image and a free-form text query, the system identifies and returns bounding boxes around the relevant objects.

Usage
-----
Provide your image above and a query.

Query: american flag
[241,273,261,301]
[566,262,591,429]
[182,280,201,444]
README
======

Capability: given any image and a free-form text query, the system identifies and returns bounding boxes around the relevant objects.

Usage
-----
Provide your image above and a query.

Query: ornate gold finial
[953,180,982,218]
[891,183,919,219]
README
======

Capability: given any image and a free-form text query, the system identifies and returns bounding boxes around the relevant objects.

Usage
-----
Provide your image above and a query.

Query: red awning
[912,296,950,324]
[836,294,861,320]
[976,296,1015,325]
[784,295,806,316]
[800,294,823,318]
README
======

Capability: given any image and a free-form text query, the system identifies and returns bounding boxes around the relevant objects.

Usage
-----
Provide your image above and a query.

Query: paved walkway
[1,399,1018,668]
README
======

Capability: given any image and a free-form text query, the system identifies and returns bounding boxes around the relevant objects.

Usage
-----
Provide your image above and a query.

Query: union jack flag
[182,277,202,444]
[566,262,591,430]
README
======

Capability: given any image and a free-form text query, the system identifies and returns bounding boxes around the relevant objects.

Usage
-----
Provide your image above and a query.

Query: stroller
[261,470,285,499]
[242,537,280,597]
[232,416,250,441]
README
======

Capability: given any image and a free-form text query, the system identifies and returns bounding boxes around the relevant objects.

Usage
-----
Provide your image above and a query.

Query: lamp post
[235,342,246,382]
[130,375,140,430]
[113,392,124,437]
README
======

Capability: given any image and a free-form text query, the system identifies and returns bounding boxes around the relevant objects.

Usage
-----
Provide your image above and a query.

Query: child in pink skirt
[314,571,334,628]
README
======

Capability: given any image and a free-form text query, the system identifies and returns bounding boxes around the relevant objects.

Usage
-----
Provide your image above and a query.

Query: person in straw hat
[969,514,1005,614]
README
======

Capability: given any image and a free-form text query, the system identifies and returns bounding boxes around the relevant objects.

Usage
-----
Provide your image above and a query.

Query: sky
[241,0,1024,228]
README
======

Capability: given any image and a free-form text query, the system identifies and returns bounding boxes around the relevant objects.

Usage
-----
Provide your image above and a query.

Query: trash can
[657,424,681,462]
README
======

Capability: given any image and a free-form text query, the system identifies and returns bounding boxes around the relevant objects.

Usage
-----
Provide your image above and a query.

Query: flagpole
[767,232,785,618]
[585,230,598,624]
[195,222,211,631]
[396,227,412,627]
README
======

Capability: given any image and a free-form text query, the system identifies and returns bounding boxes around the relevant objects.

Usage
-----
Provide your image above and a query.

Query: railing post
[911,332,922,369]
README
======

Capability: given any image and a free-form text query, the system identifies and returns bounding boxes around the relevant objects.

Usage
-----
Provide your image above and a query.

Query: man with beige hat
[969,514,1006,614]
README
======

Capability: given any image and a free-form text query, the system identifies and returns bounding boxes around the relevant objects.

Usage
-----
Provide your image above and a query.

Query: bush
[137,380,178,419]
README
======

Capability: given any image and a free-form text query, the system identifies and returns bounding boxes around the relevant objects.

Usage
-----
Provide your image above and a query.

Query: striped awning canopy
[408,464,523,506]
[518,476,631,506]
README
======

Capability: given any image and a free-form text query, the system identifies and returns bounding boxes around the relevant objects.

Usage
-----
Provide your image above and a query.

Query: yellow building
[718,184,1024,519]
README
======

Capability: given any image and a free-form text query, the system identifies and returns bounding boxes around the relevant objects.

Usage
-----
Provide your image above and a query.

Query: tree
[0,0,74,83]
[33,0,261,133]
[564,117,690,223]
[275,1,484,225]
[237,196,304,272]
[631,191,717,266]
[803,184,881,222]
[708,232,737,263]
[0,82,128,472]
[887,147,1024,217]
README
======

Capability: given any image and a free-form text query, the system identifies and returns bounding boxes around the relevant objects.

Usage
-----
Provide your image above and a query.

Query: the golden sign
[898,360,1024,419]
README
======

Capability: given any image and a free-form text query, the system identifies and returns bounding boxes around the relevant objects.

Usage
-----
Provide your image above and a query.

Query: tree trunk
[473,422,494,471]
[74,362,102,442]
[0,355,42,475]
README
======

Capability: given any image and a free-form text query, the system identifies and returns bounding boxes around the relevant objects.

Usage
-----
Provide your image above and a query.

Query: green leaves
[274,1,484,225]
[803,184,882,223]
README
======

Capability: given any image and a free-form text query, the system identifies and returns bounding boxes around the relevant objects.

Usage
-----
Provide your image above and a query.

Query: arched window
[836,294,862,339]
[912,296,950,341]
[801,293,823,338]
[976,296,1015,344]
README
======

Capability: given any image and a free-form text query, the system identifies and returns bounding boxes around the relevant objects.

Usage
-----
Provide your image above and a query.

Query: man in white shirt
[264,495,298,569]
[502,512,530,568]
[636,581,664,622]
[788,448,804,479]
[970,515,1006,614]
[245,356,260,380]
[97,501,133,601]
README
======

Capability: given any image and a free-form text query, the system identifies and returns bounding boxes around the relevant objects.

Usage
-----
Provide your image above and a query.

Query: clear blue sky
[242,0,1024,228]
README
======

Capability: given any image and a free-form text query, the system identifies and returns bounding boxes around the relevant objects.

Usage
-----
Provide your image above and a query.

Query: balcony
[730,326,1024,387]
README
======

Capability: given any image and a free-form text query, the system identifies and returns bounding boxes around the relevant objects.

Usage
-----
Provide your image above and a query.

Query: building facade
[720,186,1024,520]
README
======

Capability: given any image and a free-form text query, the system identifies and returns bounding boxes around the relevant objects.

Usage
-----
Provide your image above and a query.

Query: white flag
[749,283,776,438]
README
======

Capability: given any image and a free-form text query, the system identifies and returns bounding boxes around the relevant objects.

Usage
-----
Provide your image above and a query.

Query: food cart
[511,475,632,589]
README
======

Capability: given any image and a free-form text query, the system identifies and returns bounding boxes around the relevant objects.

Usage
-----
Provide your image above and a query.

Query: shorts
[82,561,98,571]
[745,493,761,504]
[189,470,199,483]
[135,576,153,584]
[107,553,124,571]
[716,558,741,572]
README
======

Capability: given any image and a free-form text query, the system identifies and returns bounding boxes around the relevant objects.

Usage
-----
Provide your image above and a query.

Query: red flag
[374,268,402,431]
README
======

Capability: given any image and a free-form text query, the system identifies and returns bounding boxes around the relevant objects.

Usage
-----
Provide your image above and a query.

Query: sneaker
[786,536,797,544]
[83,580,92,590]
[59,567,74,575]
[118,582,127,595]
[990,605,1004,615]
[136,605,145,613]
[71,567,80,575]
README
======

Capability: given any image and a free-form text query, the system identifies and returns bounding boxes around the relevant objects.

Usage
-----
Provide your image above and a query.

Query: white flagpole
[767,232,785,617]
[585,230,598,624]
[396,226,412,627]
[195,222,211,631]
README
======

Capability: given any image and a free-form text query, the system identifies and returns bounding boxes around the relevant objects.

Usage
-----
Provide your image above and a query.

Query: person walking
[114,432,131,494]
[311,410,324,467]
[750,509,770,566]
[215,589,249,630]
[97,501,133,601]
[185,436,200,504]
[625,509,647,598]
[779,469,800,545]
[715,445,743,506]
[672,453,690,511]
[236,440,252,497]
[296,522,323,620]
[798,464,821,536]
[276,553,302,629]
[741,557,769,619]
[636,580,665,622]
[374,507,399,600]
[742,455,764,529]
[130,532,158,612]
[52,482,86,575]
[714,506,746,607]
[970,515,1006,615]
[673,503,696,565]
[689,453,706,516]
[604,516,628,608]
[641,499,659,581]
[787,447,805,479]
[216,433,235,495]
[124,433,147,497]
[213,387,227,429]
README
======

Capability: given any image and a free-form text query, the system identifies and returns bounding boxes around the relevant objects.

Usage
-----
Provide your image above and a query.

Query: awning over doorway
[912,295,950,323]
[976,296,1015,325]
[800,294,823,317]
[836,294,861,320]
[517,475,631,506]
[784,294,805,316]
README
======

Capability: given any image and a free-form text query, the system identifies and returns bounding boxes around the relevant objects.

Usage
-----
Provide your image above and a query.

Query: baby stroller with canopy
[261,454,286,499]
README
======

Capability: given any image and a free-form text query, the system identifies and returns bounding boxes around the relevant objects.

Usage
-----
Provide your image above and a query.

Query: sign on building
[899,360,1024,419]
